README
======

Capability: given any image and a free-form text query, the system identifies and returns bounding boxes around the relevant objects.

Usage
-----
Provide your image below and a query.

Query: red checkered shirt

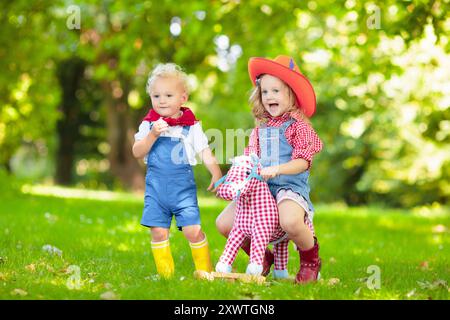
[244,113,323,169]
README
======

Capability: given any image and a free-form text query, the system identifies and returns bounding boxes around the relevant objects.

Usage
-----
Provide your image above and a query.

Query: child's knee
[183,225,204,243]
[279,219,295,235]
[215,216,231,237]
[279,213,307,235]
[151,227,169,242]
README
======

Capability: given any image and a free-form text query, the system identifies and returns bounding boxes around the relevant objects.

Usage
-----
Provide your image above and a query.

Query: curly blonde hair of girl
[249,76,310,125]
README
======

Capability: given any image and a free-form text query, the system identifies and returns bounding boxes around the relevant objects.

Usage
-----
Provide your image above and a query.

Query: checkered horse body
[216,154,289,275]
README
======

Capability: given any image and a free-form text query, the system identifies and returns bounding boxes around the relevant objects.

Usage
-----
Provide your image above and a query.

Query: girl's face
[149,76,187,118]
[260,74,294,118]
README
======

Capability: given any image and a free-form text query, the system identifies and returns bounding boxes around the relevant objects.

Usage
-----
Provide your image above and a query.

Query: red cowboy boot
[295,237,321,284]
[241,238,274,276]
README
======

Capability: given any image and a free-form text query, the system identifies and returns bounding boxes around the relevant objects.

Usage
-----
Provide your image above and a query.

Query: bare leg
[150,227,170,242]
[215,201,236,237]
[182,225,205,243]
[278,200,314,251]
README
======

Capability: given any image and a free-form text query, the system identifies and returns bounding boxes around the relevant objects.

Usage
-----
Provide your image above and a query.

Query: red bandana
[143,106,199,126]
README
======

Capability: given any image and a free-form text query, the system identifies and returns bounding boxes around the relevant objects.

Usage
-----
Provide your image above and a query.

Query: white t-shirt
[134,121,209,166]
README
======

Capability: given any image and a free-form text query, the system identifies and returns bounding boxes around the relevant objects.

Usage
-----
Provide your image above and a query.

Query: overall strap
[181,125,190,138]
[280,118,296,132]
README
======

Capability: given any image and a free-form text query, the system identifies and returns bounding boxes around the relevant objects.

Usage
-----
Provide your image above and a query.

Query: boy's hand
[151,119,169,137]
[260,166,280,180]
[207,173,222,193]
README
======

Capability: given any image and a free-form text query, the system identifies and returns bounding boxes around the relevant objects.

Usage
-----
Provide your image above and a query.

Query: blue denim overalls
[141,125,200,230]
[259,118,315,216]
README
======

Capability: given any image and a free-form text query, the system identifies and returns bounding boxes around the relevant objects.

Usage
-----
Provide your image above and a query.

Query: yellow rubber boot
[189,236,213,272]
[151,239,174,278]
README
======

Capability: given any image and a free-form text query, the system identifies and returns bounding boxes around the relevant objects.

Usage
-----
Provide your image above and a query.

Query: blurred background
[1,0,448,209]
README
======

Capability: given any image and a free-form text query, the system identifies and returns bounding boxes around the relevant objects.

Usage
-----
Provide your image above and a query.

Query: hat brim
[248,57,316,117]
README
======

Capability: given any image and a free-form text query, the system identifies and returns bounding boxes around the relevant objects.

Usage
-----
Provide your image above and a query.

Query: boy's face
[149,76,188,118]
[260,74,293,118]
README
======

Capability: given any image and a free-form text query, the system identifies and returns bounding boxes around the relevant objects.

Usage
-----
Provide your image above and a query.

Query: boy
[132,63,222,278]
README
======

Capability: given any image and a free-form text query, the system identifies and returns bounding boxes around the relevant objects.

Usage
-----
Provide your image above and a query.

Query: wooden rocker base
[194,270,266,284]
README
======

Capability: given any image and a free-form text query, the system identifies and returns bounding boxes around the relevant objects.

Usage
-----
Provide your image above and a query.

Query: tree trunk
[55,58,85,185]
[103,80,145,192]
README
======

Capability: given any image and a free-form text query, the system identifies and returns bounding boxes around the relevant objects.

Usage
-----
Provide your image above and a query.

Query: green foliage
[0,167,22,196]
[194,0,450,208]
[0,0,448,207]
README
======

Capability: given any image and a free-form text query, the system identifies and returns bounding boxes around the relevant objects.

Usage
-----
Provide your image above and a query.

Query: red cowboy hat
[248,55,316,117]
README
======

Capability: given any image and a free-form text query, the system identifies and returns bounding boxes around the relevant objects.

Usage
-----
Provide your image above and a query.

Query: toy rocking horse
[195,154,289,282]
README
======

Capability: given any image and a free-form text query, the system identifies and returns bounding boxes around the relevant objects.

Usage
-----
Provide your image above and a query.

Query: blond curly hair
[146,63,189,96]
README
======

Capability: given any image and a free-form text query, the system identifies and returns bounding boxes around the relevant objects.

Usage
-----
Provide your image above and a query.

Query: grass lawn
[0,186,449,300]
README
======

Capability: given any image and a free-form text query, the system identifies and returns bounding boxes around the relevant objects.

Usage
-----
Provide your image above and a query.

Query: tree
[1,0,448,207]
[55,57,86,185]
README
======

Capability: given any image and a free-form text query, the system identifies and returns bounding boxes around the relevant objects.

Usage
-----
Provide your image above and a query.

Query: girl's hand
[151,119,169,137]
[207,173,222,193]
[260,166,280,180]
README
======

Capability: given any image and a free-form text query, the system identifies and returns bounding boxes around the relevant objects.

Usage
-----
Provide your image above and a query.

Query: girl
[216,55,323,283]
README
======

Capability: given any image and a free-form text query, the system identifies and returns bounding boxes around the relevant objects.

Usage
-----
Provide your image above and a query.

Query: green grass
[0,186,449,300]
